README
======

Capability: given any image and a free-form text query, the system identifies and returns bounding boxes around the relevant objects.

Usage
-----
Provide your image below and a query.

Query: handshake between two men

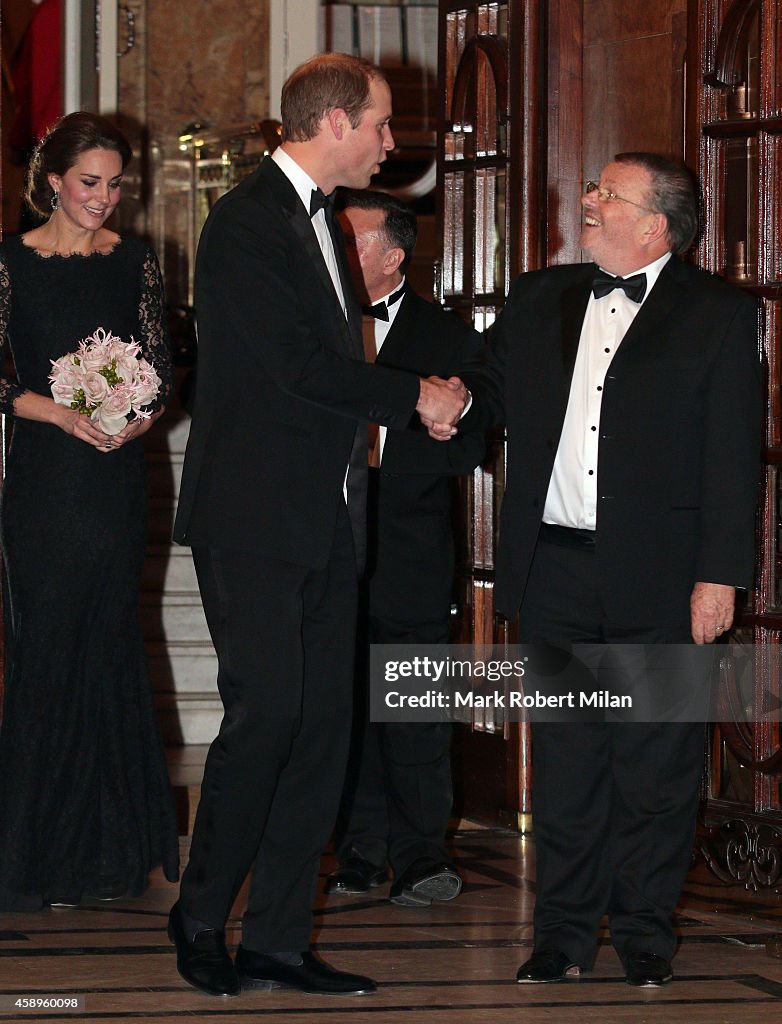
[416,375,469,441]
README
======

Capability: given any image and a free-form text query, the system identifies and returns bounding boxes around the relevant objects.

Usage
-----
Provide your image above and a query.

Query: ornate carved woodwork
[440,0,552,829]
[688,0,782,893]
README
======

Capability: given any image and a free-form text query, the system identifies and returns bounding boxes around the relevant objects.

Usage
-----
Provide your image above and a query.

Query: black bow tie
[592,269,647,303]
[309,187,334,217]
[363,285,405,321]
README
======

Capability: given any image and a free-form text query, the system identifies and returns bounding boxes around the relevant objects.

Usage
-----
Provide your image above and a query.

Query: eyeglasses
[584,181,655,213]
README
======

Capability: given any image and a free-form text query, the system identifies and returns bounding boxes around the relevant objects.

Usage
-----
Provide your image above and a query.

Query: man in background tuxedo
[171,54,467,998]
[456,153,761,987]
[324,190,484,907]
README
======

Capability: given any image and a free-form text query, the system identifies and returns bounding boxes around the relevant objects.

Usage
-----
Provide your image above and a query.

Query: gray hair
[614,152,699,254]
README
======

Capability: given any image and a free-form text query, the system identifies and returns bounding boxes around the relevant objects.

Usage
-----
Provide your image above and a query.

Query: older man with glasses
[454,152,761,988]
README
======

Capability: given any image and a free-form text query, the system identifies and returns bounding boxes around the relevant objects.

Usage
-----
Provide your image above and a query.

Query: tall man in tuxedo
[324,190,484,906]
[456,153,761,987]
[170,53,467,998]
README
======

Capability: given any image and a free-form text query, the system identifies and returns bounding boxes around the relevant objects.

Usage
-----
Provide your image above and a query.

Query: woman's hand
[109,406,165,448]
[55,405,117,450]
[54,405,165,451]
[12,392,167,452]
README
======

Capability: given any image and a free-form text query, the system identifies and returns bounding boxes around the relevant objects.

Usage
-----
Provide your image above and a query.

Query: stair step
[140,594,211,642]
[142,411,191,457]
[167,745,208,836]
[142,545,198,592]
[138,396,218,756]
[146,640,218,694]
[157,692,223,745]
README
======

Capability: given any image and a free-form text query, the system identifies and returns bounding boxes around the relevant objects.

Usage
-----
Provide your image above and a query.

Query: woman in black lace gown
[0,113,179,909]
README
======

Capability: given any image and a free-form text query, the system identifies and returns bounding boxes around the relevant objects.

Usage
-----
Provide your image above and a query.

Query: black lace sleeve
[0,252,26,415]
[138,244,173,409]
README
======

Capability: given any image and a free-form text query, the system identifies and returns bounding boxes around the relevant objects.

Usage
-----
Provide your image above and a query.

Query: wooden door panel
[440,1,532,828]
[689,0,782,892]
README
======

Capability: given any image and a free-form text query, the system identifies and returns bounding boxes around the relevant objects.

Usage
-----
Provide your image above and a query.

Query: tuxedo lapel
[560,272,593,381]
[331,216,364,359]
[257,159,358,356]
[376,292,454,376]
[376,292,416,368]
[608,257,684,368]
[287,205,349,322]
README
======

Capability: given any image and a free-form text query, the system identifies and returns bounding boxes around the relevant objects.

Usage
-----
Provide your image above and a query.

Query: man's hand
[690,581,736,644]
[417,376,467,441]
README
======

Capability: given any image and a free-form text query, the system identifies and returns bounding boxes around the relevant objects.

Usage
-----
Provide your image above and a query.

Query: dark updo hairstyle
[25,111,133,219]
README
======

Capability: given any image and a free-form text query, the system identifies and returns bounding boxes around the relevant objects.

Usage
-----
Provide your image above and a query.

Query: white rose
[91,388,133,434]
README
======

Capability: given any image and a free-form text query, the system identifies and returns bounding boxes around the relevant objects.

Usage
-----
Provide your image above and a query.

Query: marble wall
[145,0,269,146]
[117,0,271,307]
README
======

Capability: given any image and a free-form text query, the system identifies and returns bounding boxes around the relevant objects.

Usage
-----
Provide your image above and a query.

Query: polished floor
[1,749,782,1023]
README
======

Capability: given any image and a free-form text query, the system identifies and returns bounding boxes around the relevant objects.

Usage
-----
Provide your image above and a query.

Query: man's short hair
[281,53,384,143]
[338,188,417,267]
[614,152,699,255]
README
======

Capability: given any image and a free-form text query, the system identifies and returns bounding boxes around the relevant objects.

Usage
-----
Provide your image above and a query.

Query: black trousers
[335,601,454,877]
[520,529,705,968]
[180,507,357,951]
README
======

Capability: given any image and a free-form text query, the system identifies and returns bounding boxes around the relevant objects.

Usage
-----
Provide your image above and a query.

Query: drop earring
[51,191,59,211]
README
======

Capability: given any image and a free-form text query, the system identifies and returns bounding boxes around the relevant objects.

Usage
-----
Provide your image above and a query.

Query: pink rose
[131,360,162,409]
[113,352,140,385]
[79,342,109,373]
[49,357,85,406]
[81,369,110,406]
[107,337,141,362]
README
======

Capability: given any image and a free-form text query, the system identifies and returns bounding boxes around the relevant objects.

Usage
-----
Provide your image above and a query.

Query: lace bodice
[0,235,172,416]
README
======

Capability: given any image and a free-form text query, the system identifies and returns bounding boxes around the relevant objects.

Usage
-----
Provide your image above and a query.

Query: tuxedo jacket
[462,257,762,626]
[368,289,485,627]
[173,157,420,568]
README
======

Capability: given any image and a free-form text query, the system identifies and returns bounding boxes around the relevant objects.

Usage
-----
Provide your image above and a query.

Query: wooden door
[438,0,547,830]
[687,0,782,896]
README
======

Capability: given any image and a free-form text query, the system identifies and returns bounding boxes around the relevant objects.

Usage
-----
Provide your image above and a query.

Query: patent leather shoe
[516,949,582,983]
[235,947,376,994]
[325,857,388,895]
[167,902,240,997]
[389,857,462,907]
[624,951,673,987]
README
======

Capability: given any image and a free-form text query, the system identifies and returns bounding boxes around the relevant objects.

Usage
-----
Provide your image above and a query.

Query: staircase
[141,383,222,748]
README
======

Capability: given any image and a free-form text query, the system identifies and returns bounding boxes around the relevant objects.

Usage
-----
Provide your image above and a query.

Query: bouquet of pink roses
[49,327,162,435]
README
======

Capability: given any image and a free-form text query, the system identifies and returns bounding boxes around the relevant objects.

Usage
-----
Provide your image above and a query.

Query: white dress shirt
[271,147,347,316]
[543,251,672,530]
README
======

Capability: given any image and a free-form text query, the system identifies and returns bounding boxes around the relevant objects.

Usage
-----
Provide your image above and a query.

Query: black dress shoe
[389,858,462,907]
[235,946,376,995]
[325,857,388,895]
[167,902,240,997]
[624,951,673,987]
[516,949,583,983]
